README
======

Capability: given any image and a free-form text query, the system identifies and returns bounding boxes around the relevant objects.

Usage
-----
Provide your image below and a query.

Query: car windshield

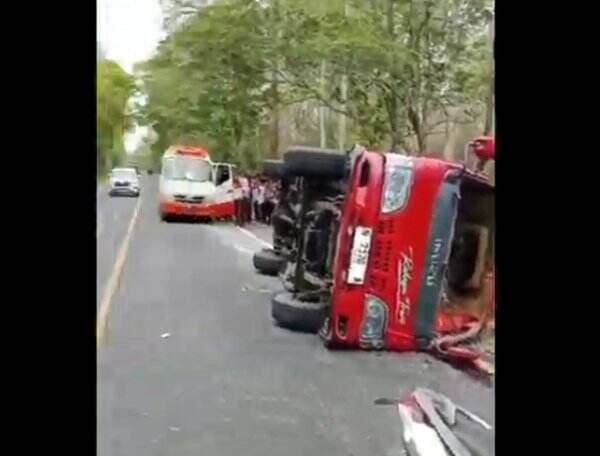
[112,169,137,180]
[162,156,212,182]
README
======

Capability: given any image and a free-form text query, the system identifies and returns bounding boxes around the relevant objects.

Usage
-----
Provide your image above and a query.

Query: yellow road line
[96,198,142,347]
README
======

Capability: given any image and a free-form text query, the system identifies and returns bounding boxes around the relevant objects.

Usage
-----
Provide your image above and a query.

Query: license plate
[347,226,373,285]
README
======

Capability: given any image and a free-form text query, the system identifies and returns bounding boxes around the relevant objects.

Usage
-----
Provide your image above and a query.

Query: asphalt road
[96,183,142,309]
[97,176,494,456]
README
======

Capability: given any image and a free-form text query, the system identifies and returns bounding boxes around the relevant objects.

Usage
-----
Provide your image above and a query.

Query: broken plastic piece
[388,389,492,456]
[413,390,472,456]
[456,405,493,431]
[398,403,449,456]
[416,388,457,427]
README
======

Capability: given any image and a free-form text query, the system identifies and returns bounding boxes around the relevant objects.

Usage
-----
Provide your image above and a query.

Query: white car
[109,167,140,197]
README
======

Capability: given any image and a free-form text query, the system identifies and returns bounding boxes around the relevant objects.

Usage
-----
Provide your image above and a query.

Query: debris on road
[375,388,492,456]
[242,283,273,294]
[413,389,471,456]
[160,332,171,339]
[454,404,492,431]
[398,401,449,456]
[473,358,494,376]
[430,315,496,377]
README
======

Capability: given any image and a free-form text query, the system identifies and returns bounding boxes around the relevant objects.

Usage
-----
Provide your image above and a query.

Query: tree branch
[272,68,354,118]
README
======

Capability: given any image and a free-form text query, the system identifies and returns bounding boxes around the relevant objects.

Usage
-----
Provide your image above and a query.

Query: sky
[97,0,165,152]
[97,0,164,73]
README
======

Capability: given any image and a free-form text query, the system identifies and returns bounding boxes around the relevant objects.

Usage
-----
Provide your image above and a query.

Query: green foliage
[97,59,136,174]
[137,0,270,167]
[138,0,493,166]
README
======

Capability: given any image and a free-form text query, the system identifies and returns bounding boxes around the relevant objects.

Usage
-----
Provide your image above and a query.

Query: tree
[138,0,273,167]
[137,0,494,168]
[280,0,493,154]
[97,59,136,174]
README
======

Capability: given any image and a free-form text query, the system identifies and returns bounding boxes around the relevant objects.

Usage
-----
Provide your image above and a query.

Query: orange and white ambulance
[158,145,236,221]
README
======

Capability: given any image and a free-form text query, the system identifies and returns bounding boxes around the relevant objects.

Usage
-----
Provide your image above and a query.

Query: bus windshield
[162,156,213,182]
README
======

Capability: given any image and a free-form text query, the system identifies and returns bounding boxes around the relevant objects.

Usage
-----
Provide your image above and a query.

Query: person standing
[233,176,243,226]
[262,181,275,224]
[239,174,251,225]
[252,180,263,223]
[257,180,266,223]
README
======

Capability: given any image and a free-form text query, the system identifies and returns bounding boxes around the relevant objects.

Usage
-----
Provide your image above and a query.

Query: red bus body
[328,151,494,352]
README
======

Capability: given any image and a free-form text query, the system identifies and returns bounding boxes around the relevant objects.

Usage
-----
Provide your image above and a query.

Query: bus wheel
[271,291,327,334]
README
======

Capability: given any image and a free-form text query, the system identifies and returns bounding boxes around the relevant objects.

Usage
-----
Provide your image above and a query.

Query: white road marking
[97,214,103,238]
[204,225,261,255]
[234,245,255,256]
[235,226,273,249]
[96,197,142,346]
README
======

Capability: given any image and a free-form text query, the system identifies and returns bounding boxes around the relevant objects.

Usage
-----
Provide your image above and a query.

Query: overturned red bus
[268,140,495,365]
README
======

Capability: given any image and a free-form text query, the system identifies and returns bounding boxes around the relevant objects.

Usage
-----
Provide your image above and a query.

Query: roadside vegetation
[133,0,493,171]
[97,0,493,175]
[97,59,136,176]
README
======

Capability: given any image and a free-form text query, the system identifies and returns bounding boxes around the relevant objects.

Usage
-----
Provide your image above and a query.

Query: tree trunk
[387,96,401,153]
[270,0,282,157]
[386,0,403,153]
[337,0,349,151]
[407,104,425,155]
[484,14,494,136]
[270,78,280,158]
[319,59,327,148]
[338,75,348,151]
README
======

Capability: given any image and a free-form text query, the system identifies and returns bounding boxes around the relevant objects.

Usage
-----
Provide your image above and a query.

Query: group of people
[233,175,280,227]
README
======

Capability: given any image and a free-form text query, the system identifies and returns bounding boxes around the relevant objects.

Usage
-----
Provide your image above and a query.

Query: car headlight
[381,155,414,213]
[359,294,388,349]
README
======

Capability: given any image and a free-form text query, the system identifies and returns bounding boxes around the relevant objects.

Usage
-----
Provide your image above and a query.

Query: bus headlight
[359,295,388,349]
[381,156,414,213]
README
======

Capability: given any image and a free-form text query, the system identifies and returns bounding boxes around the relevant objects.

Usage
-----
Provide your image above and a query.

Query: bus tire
[271,291,327,333]
[262,159,284,178]
[253,248,284,276]
[283,147,347,179]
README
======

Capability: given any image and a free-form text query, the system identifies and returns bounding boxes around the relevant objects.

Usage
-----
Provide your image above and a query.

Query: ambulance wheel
[271,291,327,333]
